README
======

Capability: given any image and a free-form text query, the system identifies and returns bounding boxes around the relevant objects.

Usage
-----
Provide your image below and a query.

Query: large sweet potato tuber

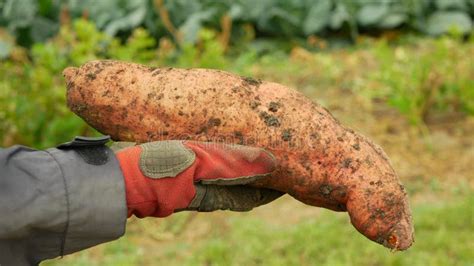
[64,60,414,250]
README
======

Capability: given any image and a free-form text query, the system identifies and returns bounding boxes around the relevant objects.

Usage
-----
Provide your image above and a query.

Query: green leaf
[104,5,146,36]
[0,40,11,59]
[303,0,332,35]
[179,9,217,43]
[2,0,37,28]
[30,16,58,42]
[356,4,389,26]
[38,0,54,16]
[163,0,202,25]
[406,0,432,16]
[425,11,473,35]
[379,13,407,28]
[256,5,301,36]
[330,3,350,30]
[435,0,467,10]
[76,0,148,36]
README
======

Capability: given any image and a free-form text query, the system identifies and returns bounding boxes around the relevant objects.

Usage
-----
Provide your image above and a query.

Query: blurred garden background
[0,0,473,265]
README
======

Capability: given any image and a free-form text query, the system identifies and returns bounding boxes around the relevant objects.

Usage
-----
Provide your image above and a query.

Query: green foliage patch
[0,19,158,148]
[370,36,474,125]
[1,0,473,53]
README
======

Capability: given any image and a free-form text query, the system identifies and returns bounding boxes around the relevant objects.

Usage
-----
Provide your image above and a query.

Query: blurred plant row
[0,18,242,148]
[0,18,472,149]
[1,0,474,54]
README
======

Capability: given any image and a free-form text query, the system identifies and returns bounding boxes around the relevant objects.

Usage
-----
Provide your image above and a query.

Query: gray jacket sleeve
[0,137,127,266]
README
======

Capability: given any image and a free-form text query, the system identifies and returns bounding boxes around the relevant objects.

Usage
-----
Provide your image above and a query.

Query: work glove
[114,141,284,218]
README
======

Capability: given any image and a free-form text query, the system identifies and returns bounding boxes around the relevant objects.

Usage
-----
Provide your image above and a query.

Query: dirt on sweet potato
[63,60,414,250]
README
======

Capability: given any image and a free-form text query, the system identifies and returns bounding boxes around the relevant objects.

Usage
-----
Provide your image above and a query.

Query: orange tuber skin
[64,60,414,250]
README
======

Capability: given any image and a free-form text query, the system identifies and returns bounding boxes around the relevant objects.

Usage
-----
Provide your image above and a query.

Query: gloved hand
[114,141,284,218]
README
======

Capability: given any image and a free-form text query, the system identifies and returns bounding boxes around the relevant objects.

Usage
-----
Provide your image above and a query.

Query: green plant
[370,36,474,125]
[108,27,157,63]
[1,0,473,55]
[0,19,160,148]
[176,29,228,69]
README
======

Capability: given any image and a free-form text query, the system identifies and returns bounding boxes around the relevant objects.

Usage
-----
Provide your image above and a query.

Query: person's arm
[0,136,283,265]
[0,136,126,266]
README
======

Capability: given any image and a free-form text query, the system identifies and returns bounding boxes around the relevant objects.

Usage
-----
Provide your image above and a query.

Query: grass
[190,198,473,266]
[43,188,473,266]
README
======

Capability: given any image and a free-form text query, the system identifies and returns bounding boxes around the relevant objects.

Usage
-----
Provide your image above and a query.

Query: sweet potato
[63,60,414,250]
